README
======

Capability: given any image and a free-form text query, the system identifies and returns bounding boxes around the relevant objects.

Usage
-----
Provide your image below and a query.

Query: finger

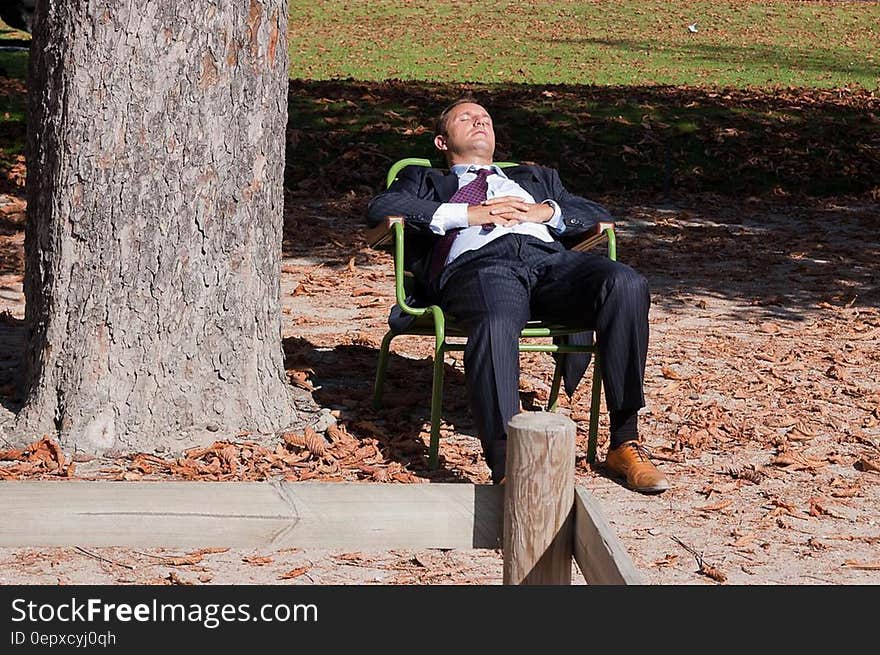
[482,195,524,206]
[488,202,529,215]
[500,200,533,213]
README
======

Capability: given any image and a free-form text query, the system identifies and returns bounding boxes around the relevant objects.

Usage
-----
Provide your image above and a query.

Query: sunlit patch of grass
[289,0,880,89]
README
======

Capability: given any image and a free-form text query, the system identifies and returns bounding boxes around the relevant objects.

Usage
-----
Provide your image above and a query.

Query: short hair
[435,98,480,137]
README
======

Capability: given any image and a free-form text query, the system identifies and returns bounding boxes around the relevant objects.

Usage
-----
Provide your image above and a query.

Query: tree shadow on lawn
[286,78,880,202]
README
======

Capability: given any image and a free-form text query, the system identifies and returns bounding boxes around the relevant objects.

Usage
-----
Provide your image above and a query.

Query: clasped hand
[466,196,553,228]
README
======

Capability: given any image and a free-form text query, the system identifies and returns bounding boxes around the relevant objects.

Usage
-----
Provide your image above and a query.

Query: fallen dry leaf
[166,571,192,585]
[0,447,25,461]
[282,427,327,457]
[767,416,799,428]
[842,560,880,570]
[288,369,315,391]
[661,366,687,380]
[808,498,847,520]
[279,566,311,580]
[695,499,733,512]
[700,563,728,583]
[160,554,204,566]
[657,381,681,396]
[854,457,880,474]
[242,556,274,566]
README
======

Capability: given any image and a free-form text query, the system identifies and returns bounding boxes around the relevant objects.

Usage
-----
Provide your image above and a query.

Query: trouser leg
[531,250,650,412]
[440,253,530,479]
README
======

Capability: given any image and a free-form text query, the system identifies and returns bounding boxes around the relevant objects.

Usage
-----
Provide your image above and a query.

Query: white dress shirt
[429,164,566,266]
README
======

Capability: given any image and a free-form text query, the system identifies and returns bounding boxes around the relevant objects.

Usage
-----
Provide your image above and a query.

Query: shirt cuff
[429,203,470,235]
[542,200,565,231]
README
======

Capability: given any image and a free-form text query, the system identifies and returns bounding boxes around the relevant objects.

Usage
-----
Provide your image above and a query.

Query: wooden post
[503,411,576,585]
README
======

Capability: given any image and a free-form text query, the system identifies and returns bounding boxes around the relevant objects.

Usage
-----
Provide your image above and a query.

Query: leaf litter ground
[1,186,878,585]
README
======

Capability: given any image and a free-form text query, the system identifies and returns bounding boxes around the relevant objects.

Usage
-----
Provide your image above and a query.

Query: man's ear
[434,134,447,151]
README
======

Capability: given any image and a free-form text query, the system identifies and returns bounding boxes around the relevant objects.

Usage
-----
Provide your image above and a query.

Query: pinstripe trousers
[437,234,650,478]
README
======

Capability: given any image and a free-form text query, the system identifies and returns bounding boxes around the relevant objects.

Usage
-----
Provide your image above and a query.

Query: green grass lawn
[3,2,877,88]
[289,0,880,89]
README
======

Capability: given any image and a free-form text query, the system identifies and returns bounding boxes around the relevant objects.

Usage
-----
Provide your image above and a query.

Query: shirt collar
[450,163,507,178]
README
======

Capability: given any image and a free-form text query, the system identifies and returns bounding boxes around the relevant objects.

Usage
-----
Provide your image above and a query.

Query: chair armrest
[569,221,616,260]
[366,215,404,248]
[364,216,428,317]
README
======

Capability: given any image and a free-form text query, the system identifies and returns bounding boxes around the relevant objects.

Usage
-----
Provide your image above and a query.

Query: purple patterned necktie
[429,168,493,281]
[449,167,492,205]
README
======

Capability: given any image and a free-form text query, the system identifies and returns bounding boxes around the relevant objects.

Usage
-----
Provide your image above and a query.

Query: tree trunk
[16,0,303,454]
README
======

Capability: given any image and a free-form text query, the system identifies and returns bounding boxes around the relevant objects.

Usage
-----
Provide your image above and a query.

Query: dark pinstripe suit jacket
[367,163,611,395]
[367,163,612,292]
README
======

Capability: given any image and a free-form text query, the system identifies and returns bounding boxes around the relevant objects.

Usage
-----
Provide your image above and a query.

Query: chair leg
[428,311,446,470]
[587,353,602,464]
[547,355,564,412]
[428,346,445,470]
[372,331,395,409]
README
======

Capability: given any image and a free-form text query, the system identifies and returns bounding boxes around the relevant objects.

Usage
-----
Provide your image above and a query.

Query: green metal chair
[367,158,617,470]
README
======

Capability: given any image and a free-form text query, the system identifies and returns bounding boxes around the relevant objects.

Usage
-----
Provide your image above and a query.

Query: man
[367,99,668,493]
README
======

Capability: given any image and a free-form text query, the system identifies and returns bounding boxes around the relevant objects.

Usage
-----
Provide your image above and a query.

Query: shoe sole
[604,467,669,494]
[632,482,669,494]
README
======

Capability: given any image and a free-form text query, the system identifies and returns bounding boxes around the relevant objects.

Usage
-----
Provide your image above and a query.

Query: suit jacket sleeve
[541,166,612,239]
[366,165,442,232]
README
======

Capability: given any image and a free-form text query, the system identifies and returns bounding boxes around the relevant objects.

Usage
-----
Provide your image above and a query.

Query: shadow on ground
[0,314,23,414]
[282,335,479,482]
[614,199,880,315]
[286,78,880,200]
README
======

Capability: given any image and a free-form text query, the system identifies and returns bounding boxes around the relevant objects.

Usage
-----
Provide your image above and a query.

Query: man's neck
[447,158,494,168]
[446,149,494,167]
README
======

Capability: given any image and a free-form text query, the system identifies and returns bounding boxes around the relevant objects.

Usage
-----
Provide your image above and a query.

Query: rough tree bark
[14,0,311,454]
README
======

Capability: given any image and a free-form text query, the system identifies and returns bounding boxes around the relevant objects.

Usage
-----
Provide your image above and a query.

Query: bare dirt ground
[0,190,878,585]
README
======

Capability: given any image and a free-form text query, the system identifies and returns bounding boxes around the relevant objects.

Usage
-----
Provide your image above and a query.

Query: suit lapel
[427,169,460,202]
[504,165,546,198]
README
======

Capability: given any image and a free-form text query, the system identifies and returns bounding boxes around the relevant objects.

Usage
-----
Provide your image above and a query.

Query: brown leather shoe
[605,440,669,494]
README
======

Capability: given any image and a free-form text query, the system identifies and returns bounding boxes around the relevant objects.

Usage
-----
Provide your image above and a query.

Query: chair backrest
[386,158,519,189]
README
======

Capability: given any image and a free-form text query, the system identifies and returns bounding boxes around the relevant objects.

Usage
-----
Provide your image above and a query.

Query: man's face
[434,102,496,164]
